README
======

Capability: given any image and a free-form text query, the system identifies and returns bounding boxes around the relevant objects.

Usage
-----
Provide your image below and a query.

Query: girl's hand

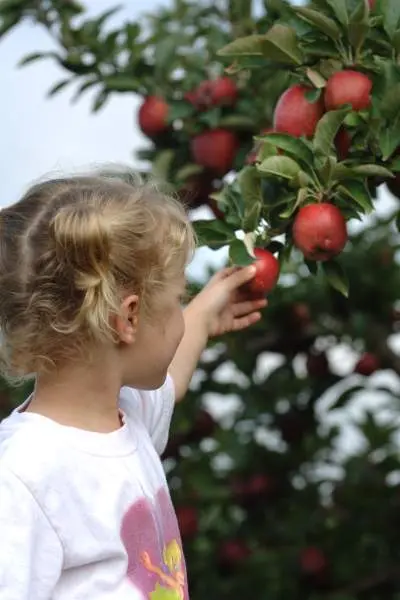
[189,266,267,337]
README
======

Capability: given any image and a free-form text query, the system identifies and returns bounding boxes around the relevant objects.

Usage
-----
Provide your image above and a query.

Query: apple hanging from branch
[193,3,400,299]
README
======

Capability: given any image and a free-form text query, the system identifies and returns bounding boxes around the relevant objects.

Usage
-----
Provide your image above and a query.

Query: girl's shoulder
[0,411,72,515]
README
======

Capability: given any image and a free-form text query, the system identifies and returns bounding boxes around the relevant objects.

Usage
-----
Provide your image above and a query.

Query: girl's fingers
[222,265,256,292]
[232,311,262,331]
[209,266,238,283]
[232,298,267,317]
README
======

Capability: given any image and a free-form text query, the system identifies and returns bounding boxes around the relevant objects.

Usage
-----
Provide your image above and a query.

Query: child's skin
[27,265,266,431]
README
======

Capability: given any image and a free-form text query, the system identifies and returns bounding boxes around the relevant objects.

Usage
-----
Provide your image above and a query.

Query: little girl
[0,170,266,600]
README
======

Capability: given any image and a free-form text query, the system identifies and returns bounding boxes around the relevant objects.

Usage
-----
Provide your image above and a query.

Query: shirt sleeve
[121,374,176,455]
[0,466,63,600]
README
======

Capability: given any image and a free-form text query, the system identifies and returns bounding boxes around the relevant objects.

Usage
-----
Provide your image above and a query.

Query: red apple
[191,129,239,175]
[187,77,238,110]
[300,546,328,575]
[162,433,187,460]
[276,407,314,445]
[184,90,199,105]
[306,351,330,378]
[138,95,168,137]
[273,85,325,138]
[232,473,275,503]
[175,506,198,539]
[218,540,251,568]
[293,203,348,261]
[241,248,280,297]
[290,303,311,329]
[187,409,216,442]
[178,175,213,209]
[354,352,380,376]
[207,77,238,106]
[324,70,372,111]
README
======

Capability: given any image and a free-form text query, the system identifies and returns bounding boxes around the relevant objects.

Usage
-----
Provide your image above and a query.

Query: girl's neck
[25,355,124,433]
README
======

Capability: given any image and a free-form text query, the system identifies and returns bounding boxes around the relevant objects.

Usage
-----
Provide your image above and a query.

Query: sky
[0,0,228,279]
[1,0,400,461]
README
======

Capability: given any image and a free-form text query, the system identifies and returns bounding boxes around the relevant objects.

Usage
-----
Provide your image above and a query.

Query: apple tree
[1,0,400,598]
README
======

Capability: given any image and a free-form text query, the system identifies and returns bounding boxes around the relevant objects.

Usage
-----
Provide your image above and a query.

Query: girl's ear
[114,294,140,344]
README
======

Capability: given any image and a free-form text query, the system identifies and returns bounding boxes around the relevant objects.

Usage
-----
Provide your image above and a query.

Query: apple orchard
[1,0,400,598]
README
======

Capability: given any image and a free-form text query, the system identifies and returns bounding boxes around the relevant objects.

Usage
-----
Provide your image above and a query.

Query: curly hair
[0,169,195,377]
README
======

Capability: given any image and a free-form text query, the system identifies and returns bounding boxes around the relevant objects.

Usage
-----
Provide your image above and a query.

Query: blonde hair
[0,168,195,377]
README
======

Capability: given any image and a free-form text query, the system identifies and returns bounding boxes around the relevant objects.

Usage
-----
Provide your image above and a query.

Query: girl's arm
[169,266,267,402]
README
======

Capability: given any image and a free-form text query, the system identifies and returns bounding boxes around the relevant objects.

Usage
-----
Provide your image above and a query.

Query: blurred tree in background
[1,0,400,598]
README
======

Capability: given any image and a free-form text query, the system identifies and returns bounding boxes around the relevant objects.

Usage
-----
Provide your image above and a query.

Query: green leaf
[46,78,71,97]
[229,239,254,266]
[220,187,246,226]
[325,0,348,26]
[279,188,306,218]
[95,5,122,27]
[175,164,204,182]
[257,155,301,179]
[18,52,45,67]
[313,107,351,156]
[322,260,349,297]
[198,108,222,129]
[218,115,255,129]
[279,241,293,265]
[255,132,314,166]
[0,13,20,39]
[257,140,279,162]
[92,88,109,112]
[348,22,369,54]
[396,211,400,232]
[318,156,337,185]
[151,150,174,180]
[333,162,355,180]
[262,24,304,65]
[60,55,95,75]
[104,75,138,92]
[167,101,194,123]
[304,259,318,275]
[238,167,263,232]
[379,84,400,120]
[392,29,400,54]
[193,219,235,249]
[382,0,400,40]
[217,34,265,56]
[293,6,341,40]
[379,114,400,160]
[389,156,400,172]
[349,0,369,25]
[351,164,394,178]
[71,77,98,103]
[330,385,365,410]
[154,35,180,74]
[291,170,313,188]
[305,87,323,102]
[337,180,374,214]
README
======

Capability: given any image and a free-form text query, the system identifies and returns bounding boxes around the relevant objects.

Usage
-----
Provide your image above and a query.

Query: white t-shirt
[0,375,189,600]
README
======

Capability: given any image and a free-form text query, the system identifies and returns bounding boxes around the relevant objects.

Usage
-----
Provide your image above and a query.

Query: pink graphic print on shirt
[121,488,189,600]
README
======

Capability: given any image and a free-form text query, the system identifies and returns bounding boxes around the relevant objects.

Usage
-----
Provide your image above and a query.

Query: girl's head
[0,169,195,386]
